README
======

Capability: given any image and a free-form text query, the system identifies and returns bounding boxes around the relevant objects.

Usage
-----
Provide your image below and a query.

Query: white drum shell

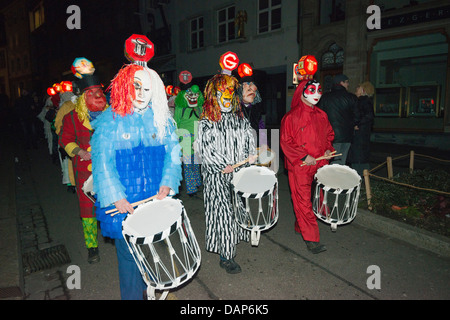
[122,198,201,291]
[231,166,279,236]
[312,164,361,229]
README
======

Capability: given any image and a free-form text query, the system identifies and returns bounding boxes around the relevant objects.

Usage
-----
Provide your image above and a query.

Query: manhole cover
[23,244,71,275]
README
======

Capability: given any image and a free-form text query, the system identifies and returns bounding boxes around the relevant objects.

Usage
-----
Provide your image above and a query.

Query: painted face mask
[216,80,235,113]
[241,82,258,104]
[132,69,152,114]
[85,87,107,112]
[184,85,201,108]
[302,80,322,105]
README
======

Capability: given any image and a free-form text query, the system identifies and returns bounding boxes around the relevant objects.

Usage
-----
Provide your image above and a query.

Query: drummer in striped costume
[196,52,257,274]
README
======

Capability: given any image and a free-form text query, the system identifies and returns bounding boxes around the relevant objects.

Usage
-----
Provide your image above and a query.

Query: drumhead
[122,198,183,240]
[232,166,277,195]
[315,164,360,190]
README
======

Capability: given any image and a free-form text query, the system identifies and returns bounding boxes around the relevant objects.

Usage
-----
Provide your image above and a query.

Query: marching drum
[122,197,201,300]
[82,174,95,203]
[312,164,361,231]
[231,166,278,246]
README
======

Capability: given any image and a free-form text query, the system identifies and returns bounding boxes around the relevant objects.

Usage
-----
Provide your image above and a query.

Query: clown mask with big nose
[132,69,152,115]
[85,86,107,112]
[302,80,322,106]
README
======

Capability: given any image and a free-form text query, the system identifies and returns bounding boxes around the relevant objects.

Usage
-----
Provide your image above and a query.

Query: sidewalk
[0,134,23,299]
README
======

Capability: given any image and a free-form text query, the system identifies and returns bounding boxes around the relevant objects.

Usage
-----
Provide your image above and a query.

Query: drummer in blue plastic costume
[90,55,182,299]
[196,53,257,274]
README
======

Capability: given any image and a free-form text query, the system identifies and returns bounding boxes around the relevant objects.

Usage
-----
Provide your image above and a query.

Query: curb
[353,208,450,258]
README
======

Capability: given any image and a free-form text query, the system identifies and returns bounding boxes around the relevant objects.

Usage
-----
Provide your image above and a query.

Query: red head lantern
[297,55,318,80]
[53,83,63,93]
[238,63,253,78]
[47,87,57,96]
[179,70,192,84]
[173,86,181,96]
[219,51,239,74]
[125,34,154,64]
[165,85,174,96]
[60,81,73,92]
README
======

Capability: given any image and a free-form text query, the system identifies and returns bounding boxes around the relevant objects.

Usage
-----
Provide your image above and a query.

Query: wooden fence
[363,150,450,210]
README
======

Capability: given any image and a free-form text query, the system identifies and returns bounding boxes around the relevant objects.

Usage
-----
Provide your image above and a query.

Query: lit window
[29,2,45,32]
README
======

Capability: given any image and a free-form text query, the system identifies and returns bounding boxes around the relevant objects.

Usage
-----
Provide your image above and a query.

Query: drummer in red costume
[280,56,334,254]
[59,58,108,263]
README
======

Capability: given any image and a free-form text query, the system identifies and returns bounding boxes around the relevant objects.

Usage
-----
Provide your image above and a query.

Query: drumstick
[300,152,342,167]
[222,147,273,173]
[107,194,158,215]
[221,152,260,173]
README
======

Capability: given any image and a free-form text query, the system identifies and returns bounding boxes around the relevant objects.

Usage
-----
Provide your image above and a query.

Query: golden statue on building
[235,10,247,39]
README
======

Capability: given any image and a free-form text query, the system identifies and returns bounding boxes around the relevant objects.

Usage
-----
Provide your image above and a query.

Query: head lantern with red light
[124,34,154,66]
[296,55,318,81]
[219,51,239,75]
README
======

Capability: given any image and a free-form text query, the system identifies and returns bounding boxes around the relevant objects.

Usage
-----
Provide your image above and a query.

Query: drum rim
[122,198,184,244]
[231,166,277,198]
[314,164,361,192]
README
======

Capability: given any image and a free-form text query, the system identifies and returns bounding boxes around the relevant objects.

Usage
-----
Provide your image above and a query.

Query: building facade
[144,0,301,129]
[1,0,448,149]
[300,0,450,148]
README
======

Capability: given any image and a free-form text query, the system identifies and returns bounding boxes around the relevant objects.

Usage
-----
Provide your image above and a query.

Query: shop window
[371,33,447,117]
[407,84,440,117]
[374,87,403,117]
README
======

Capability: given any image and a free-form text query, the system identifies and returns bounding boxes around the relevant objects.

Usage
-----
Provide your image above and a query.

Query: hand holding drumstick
[300,150,342,166]
[107,186,171,216]
[221,154,258,174]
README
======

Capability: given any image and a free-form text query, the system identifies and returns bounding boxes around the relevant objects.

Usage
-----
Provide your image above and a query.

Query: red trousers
[288,164,320,242]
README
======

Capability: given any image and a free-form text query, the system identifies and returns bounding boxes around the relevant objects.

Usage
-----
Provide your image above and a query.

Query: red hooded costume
[280,80,335,242]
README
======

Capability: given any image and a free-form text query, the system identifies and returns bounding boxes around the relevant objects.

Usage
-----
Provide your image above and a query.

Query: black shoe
[87,247,100,264]
[305,241,327,254]
[219,258,242,274]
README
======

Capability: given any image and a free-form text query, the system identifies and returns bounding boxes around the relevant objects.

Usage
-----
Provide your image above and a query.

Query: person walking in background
[15,89,39,149]
[174,83,204,197]
[59,59,108,264]
[318,74,357,165]
[236,63,266,148]
[348,81,375,177]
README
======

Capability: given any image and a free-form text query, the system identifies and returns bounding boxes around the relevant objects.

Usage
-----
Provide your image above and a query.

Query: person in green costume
[174,84,204,196]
